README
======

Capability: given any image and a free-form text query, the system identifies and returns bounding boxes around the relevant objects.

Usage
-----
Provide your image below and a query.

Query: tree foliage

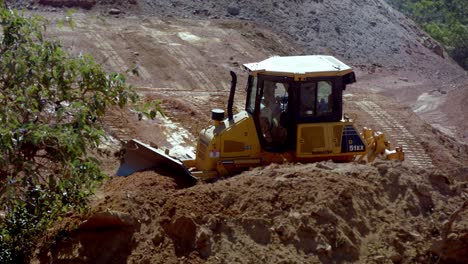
[0,2,142,262]
[386,0,468,69]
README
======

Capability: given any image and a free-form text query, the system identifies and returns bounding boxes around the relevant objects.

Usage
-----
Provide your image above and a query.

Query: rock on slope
[35,161,467,263]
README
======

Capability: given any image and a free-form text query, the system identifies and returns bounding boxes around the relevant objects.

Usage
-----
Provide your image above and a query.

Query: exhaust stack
[227,71,237,121]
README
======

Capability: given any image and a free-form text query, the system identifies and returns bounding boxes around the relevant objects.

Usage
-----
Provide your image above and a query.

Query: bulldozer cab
[244,55,356,152]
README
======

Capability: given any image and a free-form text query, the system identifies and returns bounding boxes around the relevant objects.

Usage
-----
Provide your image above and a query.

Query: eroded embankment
[35,161,467,264]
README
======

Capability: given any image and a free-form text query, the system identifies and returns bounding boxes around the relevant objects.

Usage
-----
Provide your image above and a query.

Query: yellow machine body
[192,111,261,178]
[189,111,367,181]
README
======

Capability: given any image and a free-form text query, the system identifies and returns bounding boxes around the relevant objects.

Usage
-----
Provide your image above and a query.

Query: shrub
[0,1,145,262]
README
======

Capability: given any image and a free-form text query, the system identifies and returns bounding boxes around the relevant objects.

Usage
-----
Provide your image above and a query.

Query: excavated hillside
[4,0,465,263]
[8,0,468,141]
[10,0,463,73]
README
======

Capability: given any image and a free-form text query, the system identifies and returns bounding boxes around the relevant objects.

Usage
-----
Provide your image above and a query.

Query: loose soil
[4,0,465,263]
[36,162,467,263]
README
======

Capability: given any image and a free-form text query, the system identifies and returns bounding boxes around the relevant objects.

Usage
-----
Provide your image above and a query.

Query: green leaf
[0,4,139,262]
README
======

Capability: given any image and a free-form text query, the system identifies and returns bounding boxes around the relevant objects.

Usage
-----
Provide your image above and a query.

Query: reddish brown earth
[36,162,467,263]
[7,1,466,263]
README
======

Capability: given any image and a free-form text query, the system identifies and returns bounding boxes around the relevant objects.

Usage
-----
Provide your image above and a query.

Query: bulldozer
[117,55,404,185]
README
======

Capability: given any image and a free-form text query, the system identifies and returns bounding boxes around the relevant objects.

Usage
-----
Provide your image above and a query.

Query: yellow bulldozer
[117,55,404,185]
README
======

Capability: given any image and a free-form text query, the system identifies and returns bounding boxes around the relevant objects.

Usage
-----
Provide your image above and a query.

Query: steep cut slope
[13,0,468,141]
[32,12,300,152]
[133,0,468,142]
[136,0,463,78]
[9,0,465,77]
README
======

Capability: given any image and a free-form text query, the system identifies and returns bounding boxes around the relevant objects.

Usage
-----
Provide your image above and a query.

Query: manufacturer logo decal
[349,145,364,152]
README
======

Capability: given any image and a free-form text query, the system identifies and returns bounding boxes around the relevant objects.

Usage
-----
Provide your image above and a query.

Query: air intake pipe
[227,71,237,121]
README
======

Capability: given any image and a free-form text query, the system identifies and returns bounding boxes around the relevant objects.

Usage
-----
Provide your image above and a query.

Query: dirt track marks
[168,45,218,90]
[136,87,239,115]
[138,24,222,91]
[85,32,128,73]
[356,100,434,168]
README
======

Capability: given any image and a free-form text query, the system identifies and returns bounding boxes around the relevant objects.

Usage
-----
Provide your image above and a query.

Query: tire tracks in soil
[356,100,434,168]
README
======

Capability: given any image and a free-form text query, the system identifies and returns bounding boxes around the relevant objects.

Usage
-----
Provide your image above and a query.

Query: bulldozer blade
[116,139,198,186]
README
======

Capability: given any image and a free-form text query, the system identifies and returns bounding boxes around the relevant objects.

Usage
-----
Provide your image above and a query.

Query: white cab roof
[243,55,353,78]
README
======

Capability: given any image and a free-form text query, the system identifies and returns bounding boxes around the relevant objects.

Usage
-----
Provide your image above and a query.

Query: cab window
[299,80,333,118]
[246,76,257,114]
[246,76,257,113]
[299,82,317,116]
[259,81,288,144]
[317,81,332,115]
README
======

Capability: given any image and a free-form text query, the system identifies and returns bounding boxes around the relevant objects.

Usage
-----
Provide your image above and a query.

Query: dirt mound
[35,161,467,263]
[430,202,468,264]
